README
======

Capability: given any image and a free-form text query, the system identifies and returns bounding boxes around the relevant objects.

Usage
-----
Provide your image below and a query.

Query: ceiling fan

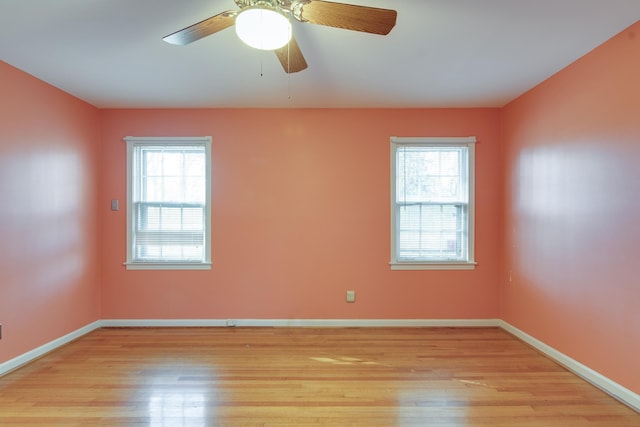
[163,0,397,73]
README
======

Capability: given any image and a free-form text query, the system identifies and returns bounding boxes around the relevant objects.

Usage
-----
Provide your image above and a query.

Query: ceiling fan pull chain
[287,42,292,99]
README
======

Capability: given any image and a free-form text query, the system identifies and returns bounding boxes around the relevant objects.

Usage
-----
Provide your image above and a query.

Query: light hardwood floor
[0,327,638,426]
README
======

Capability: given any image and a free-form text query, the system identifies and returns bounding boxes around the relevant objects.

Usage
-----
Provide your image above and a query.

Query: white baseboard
[499,320,640,412]
[101,318,500,328]
[102,318,227,327]
[0,320,102,376]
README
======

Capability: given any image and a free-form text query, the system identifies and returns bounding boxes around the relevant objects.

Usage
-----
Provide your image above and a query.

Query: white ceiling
[1,0,639,108]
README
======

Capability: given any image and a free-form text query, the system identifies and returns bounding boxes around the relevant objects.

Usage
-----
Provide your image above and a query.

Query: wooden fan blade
[298,1,396,35]
[274,35,308,73]
[163,11,237,45]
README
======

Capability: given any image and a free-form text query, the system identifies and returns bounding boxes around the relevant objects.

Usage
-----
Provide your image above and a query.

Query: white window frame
[124,136,212,270]
[390,136,476,270]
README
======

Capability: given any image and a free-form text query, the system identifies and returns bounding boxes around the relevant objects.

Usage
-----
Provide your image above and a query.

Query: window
[390,136,476,270]
[125,137,211,270]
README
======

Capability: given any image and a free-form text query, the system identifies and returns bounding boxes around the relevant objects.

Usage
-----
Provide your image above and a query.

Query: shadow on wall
[0,149,85,307]
[513,142,637,293]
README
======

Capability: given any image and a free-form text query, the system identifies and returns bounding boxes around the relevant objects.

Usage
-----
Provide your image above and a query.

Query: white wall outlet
[226,319,237,327]
[346,290,356,303]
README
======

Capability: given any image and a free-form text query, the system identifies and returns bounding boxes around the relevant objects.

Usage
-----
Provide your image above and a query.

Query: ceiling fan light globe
[235,8,292,51]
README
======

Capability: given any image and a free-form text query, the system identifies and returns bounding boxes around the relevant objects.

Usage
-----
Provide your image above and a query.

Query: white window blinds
[125,137,211,270]
[390,137,476,270]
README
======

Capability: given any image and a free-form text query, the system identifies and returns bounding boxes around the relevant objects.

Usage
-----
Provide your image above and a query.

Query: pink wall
[100,108,502,320]
[0,62,101,363]
[500,22,640,393]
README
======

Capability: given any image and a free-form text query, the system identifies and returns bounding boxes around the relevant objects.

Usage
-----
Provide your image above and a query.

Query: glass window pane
[394,141,471,263]
[129,140,209,264]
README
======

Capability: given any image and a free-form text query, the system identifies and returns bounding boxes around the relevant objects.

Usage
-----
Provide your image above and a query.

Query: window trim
[124,136,212,271]
[390,136,476,271]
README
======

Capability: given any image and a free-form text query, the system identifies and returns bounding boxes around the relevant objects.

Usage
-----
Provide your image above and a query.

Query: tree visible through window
[390,137,476,270]
[125,137,211,270]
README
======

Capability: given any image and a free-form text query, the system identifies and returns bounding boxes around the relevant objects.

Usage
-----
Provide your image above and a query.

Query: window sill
[390,261,476,271]
[124,262,212,271]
